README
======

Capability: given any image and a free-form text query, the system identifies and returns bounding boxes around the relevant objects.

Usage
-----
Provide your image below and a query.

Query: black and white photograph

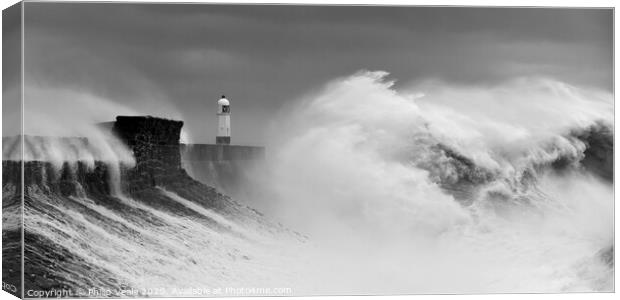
[1,0,615,298]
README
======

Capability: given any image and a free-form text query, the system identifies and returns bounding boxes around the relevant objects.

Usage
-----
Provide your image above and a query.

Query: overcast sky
[20,3,612,145]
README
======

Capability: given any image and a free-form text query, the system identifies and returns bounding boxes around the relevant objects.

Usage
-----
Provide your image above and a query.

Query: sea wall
[180,144,265,197]
[108,116,265,196]
[2,116,266,200]
[181,144,265,162]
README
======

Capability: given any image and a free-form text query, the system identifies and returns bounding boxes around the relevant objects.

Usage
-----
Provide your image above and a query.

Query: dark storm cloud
[3,2,22,136]
[2,2,20,92]
[23,3,612,144]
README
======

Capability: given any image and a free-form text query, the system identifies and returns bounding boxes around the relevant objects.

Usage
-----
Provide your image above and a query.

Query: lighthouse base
[216,136,231,145]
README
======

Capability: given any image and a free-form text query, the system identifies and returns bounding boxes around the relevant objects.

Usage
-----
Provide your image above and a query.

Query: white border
[0,1,617,300]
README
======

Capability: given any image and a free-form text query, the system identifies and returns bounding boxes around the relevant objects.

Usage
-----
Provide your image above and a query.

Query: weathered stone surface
[2,117,208,198]
[113,116,183,146]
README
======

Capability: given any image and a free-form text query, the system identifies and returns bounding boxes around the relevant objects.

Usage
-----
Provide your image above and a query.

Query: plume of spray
[254,71,613,293]
[4,86,145,195]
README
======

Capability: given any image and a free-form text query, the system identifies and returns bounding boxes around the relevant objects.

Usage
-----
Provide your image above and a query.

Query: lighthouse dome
[218,96,230,106]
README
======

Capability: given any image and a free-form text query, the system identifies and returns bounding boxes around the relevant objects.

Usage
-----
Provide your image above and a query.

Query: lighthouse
[216,95,231,145]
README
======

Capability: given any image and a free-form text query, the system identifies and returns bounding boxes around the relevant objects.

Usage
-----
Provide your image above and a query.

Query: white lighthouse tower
[216,95,231,145]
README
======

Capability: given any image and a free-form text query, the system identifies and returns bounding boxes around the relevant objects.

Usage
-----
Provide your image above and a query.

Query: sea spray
[254,71,613,293]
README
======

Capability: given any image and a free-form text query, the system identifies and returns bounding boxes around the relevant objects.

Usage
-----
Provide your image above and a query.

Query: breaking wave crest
[258,71,613,293]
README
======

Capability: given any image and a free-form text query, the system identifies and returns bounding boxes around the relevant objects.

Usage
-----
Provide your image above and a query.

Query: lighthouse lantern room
[216,95,231,145]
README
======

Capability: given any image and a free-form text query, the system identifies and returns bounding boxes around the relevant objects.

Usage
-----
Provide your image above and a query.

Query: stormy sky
[20,3,612,145]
